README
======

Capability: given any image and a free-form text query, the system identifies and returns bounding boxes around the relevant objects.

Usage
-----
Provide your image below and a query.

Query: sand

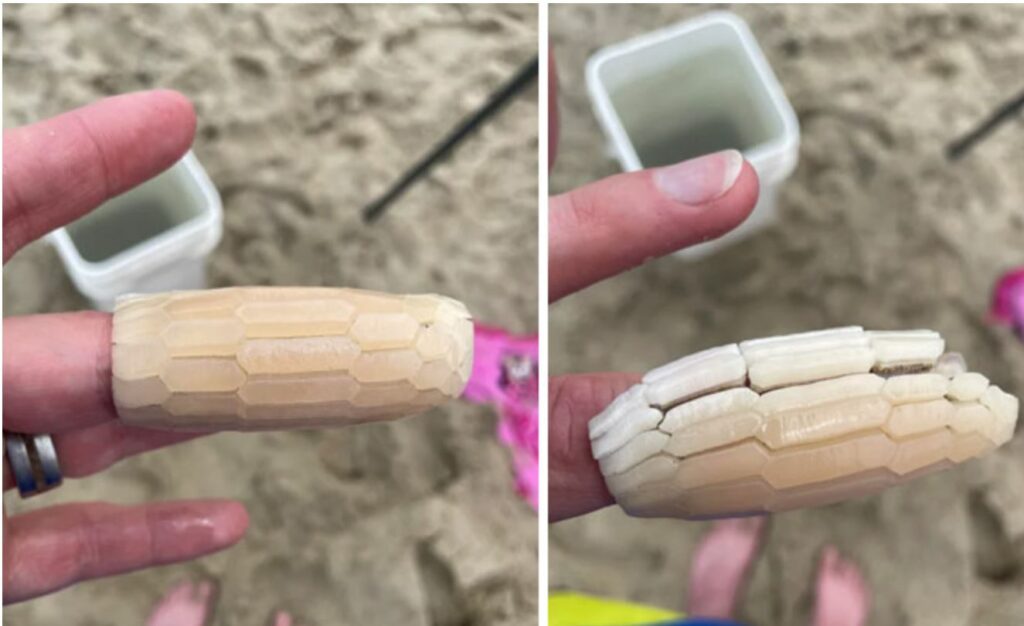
[549,4,1024,626]
[3,4,538,625]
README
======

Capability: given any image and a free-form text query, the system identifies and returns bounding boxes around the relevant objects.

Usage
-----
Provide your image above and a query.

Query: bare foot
[686,517,767,618]
[270,610,294,626]
[812,546,870,626]
[146,580,217,626]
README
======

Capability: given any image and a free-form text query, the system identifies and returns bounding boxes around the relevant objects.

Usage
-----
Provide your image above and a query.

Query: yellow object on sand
[549,591,683,626]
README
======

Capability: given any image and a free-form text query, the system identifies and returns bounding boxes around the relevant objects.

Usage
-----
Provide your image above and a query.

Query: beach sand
[3,4,538,625]
[549,4,1024,625]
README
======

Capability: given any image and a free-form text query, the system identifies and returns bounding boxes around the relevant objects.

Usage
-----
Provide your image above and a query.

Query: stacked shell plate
[589,327,1019,519]
[112,287,473,431]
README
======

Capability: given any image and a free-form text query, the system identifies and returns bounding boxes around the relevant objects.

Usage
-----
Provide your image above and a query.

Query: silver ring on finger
[4,432,63,498]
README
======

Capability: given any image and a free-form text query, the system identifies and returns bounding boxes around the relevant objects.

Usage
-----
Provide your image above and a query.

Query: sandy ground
[550,4,1024,626]
[3,4,538,625]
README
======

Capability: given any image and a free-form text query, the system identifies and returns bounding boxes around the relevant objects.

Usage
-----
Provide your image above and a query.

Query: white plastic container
[586,11,800,259]
[48,151,222,310]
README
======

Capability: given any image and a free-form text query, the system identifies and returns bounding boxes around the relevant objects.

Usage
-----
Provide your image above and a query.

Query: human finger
[3,89,195,262]
[3,499,247,604]
[549,150,758,301]
[548,371,640,521]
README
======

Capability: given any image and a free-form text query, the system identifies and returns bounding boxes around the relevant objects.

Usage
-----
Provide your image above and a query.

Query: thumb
[549,149,759,301]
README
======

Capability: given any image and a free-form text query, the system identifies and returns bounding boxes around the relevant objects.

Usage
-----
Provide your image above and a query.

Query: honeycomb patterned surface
[603,374,1017,519]
[112,287,473,430]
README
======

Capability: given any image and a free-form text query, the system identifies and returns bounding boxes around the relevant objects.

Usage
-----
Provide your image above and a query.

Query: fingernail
[653,149,745,205]
[210,501,250,545]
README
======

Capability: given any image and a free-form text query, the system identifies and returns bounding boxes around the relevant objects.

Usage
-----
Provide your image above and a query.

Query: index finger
[548,151,759,302]
[2,89,196,262]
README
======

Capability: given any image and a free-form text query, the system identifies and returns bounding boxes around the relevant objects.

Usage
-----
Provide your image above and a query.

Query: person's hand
[547,55,761,521]
[3,91,249,604]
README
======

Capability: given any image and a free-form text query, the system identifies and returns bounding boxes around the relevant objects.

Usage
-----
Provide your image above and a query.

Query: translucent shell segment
[111,287,473,431]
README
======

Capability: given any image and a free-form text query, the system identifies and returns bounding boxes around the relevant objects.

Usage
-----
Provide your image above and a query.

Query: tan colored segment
[612,425,1002,519]
[664,411,763,458]
[350,381,419,408]
[162,319,245,357]
[112,308,171,344]
[661,387,759,433]
[238,299,356,338]
[947,432,995,463]
[412,359,453,392]
[111,375,170,409]
[434,297,473,324]
[882,373,949,404]
[116,292,172,311]
[883,399,953,438]
[675,440,772,490]
[402,294,440,323]
[163,289,244,318]
[112,287,471,430]
[980,385,1020,444]
[949,402,998,443]
[446,314,474,387]
[350,349,422,384]
[112,341,168,380]
[755,373,883,415]
[761,431,898,489]
[162,359,246,393]
[656,478,774,519]
[604,455,678,497]
[769,467,898,513]
[889,428,954,475]
[759,396,891,450]
[238,336,361,375]
[599,430,670,476]
[607,457,686,517]
[947,372,989,402]
[243,402,375,426]
[350,313,422,351]
[415,327,452,360]
[456,332,474,388]
[238,374,360,405]
[165,392,243,419]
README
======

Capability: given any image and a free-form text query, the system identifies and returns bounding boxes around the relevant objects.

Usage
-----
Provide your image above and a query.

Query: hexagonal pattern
[162,319,244,357]
[238,298,356,338]
[350,313,421,351]
[594,339,1018,519]
[112,287,473,430]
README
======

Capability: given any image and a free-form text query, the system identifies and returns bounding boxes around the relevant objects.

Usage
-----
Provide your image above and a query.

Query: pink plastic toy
[465,324,539,509]
[991,267,1024,341]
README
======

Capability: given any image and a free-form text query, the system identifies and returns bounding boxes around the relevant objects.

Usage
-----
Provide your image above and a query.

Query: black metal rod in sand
[946,87,1024,160]
[363,56,539,222]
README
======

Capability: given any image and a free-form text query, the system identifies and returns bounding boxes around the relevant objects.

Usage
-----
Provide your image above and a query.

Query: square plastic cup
[48,151,223,311]
[586,11,800,260]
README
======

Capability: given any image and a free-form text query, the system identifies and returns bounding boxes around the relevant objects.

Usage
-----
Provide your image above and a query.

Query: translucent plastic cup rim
[585,10,801,184]
[47,151,222,294]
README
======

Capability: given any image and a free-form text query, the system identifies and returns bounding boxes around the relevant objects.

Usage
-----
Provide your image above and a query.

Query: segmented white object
[589,327,1019,519]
